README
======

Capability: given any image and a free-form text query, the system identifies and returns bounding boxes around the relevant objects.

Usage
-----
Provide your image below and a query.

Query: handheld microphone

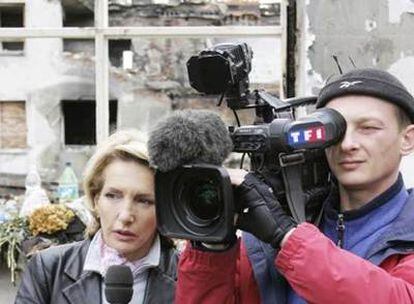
[104,265,133,304]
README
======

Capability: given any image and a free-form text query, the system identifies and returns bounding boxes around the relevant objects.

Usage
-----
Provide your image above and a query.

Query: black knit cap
[316,68,414,122]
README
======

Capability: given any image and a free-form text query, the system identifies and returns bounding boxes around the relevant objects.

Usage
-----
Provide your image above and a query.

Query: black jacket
[15,237,179,304]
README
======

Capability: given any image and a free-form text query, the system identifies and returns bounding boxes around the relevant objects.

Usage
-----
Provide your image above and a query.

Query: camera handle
[253,92,319,124]
[279,152,308,223]
[278,151,326,225]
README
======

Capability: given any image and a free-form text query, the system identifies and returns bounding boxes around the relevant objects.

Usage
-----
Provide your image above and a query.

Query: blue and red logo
[287,126,326,147]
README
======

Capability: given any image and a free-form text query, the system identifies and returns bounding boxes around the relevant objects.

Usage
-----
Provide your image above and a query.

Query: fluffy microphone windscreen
[148,109,233,172]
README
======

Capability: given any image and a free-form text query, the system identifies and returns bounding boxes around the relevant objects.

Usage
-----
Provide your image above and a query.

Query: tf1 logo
[287,125,326,148]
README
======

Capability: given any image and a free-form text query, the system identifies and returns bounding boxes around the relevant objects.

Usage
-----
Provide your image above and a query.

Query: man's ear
[401,124,414,156]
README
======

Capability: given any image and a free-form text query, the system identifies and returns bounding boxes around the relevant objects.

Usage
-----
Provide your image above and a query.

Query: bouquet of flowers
[0,203,85,284]
[29,204,75,236]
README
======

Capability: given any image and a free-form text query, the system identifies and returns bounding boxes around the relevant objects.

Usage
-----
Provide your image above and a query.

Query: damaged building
[0,0,282,192]
[4,0,413,193]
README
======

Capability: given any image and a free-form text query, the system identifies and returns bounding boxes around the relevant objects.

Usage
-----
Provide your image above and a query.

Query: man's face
[325,95,405,193]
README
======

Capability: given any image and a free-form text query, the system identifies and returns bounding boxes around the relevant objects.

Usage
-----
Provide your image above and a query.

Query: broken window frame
[0,1,25,55]
[0,0,286,144]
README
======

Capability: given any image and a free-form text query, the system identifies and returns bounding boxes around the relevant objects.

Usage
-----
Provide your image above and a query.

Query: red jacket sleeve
[276,223,414,304]
[175,240,261,304]
[175,241,238,304]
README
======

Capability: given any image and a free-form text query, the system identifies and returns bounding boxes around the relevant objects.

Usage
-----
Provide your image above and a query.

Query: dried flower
[29,204,75,236]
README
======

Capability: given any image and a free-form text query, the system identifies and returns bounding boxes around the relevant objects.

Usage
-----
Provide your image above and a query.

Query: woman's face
[95,159,156,261]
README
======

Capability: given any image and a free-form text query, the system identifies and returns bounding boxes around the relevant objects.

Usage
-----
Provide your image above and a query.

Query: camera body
[155,43,346,243]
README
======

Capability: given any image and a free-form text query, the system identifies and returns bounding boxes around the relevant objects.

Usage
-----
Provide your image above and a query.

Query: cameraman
[175,68,414,303]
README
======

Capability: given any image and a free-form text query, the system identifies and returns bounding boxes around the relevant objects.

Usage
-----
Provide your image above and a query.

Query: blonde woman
[16,130,178,304]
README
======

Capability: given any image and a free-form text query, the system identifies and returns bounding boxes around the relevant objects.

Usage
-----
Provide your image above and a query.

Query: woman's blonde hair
[82,129,152,237]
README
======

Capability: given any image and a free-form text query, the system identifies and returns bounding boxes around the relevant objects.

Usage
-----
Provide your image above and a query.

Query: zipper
[336,213,345,248]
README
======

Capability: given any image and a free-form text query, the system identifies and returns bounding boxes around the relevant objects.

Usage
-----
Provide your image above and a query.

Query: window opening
[109,39,132,68]
[0,4,24,52]
[0,101,27,149]
[62,99,118,145]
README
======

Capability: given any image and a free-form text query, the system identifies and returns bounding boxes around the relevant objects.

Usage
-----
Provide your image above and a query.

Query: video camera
[154,43,346,243]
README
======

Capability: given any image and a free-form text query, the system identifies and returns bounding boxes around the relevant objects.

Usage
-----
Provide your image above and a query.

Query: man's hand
[226,168,249,186]
[235,172,297,249]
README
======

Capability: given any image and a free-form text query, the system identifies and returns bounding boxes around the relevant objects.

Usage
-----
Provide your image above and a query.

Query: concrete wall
[0,0,281,190]
[296,0,414,187]
[0,0,99,184]
[0,0,173,186]
[0,0,64,182]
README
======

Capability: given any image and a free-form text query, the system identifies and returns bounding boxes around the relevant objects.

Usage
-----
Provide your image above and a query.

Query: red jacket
[175,223,414,303]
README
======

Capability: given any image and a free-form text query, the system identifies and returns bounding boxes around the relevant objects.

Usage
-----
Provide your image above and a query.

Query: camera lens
[188,181,221,221]
[158,165,234,240]
[176,176,223,227]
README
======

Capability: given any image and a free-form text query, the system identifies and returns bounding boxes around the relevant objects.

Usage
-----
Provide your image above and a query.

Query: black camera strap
[279,152,307,223]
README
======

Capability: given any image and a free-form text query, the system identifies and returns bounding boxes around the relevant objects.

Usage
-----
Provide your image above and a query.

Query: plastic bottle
[57,162,79,202]
[20,166,50,217]
[25,166,41,196]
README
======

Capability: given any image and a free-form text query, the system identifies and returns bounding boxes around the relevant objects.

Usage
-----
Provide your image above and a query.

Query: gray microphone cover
[104,265,133,304]
[148,109,233,172]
